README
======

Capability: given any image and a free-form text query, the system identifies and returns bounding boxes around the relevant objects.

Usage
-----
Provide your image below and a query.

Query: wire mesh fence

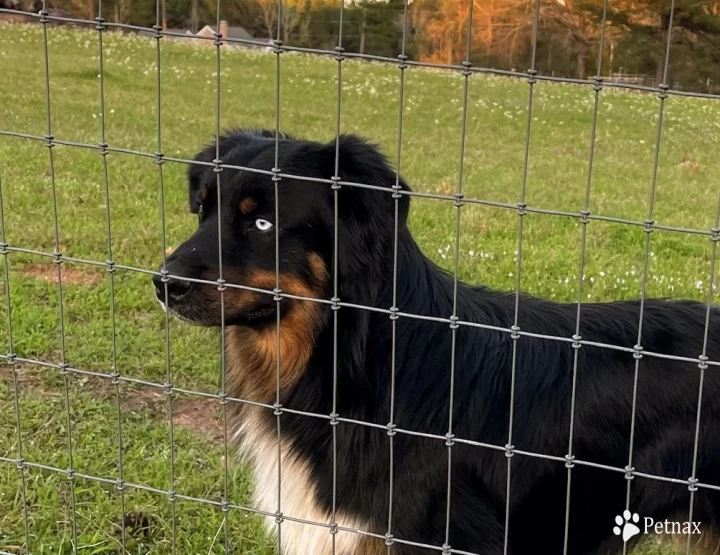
[1,0,720,554]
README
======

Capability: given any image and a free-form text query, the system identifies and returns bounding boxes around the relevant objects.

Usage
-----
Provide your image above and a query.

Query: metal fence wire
[1,0,720,554]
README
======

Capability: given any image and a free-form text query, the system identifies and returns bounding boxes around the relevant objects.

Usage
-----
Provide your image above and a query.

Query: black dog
[153,129,720,555]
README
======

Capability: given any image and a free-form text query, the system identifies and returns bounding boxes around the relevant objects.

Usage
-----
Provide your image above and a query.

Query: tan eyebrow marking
[240,197,257,215]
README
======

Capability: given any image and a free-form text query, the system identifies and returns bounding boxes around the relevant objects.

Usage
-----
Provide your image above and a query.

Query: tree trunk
[575,41,587,79]
[359,8,366,54]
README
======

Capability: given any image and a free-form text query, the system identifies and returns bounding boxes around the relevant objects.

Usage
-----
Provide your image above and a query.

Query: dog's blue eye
[255,218,274,231]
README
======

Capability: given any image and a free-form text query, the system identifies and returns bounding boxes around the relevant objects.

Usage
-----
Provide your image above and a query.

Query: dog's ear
[188,129,292,213]
[318,134,411,304]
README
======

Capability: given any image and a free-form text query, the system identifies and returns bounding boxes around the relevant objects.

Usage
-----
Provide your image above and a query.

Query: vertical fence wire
[40,2,79,551]
[561,0,610,552]
[212,0,232,551]
[622,4,676,552]
[385,0,411,551]
[96,2,127,550]
[684,194,720,555]
[503,0,542,552]
[330,1,345,553]
[272,1,284,551]
[442,1,475,553]
[153,1,178,551]
[0,176,31,553]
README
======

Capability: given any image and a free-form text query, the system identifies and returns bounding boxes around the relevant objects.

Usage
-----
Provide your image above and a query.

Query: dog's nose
[153,273,191,303]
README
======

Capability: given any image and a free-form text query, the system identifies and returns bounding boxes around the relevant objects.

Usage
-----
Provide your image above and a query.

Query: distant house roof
[136,28,192,39]
[197,23,255,43]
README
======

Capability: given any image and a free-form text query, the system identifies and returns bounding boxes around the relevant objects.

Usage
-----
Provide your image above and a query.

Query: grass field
[1,21,719,554]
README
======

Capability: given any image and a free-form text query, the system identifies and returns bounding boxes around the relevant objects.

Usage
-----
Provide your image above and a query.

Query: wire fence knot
[657,83,670,99]
[163,382,173,396]
[445,433,455,447]
[212,158,223,173]
[571,334,582,350]
[44,134,55,148]
[329,412,339,427]
[330,296,341,311]
[52,251,62,265]
[221,498,229,513]
[386,422,397,437]
[59,362,69,375]
[391,183,402,199]
[6,352,16,364]
[461,60,472,77]
[216,278,226,292]
[115,477,125,490]
[67,468,76,481]
[397,54,408,70]
[15,457,25,470]
[592,75,604,92]
[516,202,528,216]
[0,242,8,255]
[698,354,709,370]
[565,454,576,468]
[94,16,106,32]
[711,228,720,242]
[334,46,345,62]
[39,9,48,22]
[384,532,394,546]
[155,151,165,165]
[449,315,460,330]
[624,465,635,480]
[273,287,282,302]
[330,176,342,191]
[273,402,283,417]
[643,219,655,234]
[98,142,109,156]
[152,24,162,39]
[505,443,515,458]
[271,167,282,183]
[526,68,538,84]
[110,370,120,385]
[160,269,170,283]
[510,325,521,340]
[167,489,176,502]
[579,209,591,224]
[389,306,400,321]
[632,344,644,360]
[688,477,699,492]
[442,542,452,555]
[218,392,228,406]
[453,192,464,208]
[106,260,115,274]
[274,510,284,524]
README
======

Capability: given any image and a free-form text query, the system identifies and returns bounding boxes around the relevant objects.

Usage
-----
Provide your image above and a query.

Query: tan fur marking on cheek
[199,185,209,202]
[307,253,329,286]
[239,197,257,215]
[225,271,327,404]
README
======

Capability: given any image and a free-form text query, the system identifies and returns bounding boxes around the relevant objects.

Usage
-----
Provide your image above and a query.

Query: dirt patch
[173,398,223,441]
[1,365,222,443]
[22,263,105,286]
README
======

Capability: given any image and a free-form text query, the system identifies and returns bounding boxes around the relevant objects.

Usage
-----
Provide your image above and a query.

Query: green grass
[1,21,719,553]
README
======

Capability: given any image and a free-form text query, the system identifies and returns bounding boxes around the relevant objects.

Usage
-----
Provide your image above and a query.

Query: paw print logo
[613,510,641,542]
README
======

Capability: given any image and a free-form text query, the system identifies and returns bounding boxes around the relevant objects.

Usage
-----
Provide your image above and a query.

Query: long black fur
[156,129,720,554]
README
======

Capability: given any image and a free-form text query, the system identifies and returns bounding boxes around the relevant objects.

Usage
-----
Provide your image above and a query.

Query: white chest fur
[235,409,368,555]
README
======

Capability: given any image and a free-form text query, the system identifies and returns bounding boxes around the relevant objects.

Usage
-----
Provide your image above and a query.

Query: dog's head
[153,129,410,328]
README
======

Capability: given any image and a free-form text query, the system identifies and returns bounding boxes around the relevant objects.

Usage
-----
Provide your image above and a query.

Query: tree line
[7,0,720,92]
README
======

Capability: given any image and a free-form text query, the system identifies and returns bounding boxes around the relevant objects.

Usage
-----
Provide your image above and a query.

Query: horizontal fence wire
[1,2,718,555]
